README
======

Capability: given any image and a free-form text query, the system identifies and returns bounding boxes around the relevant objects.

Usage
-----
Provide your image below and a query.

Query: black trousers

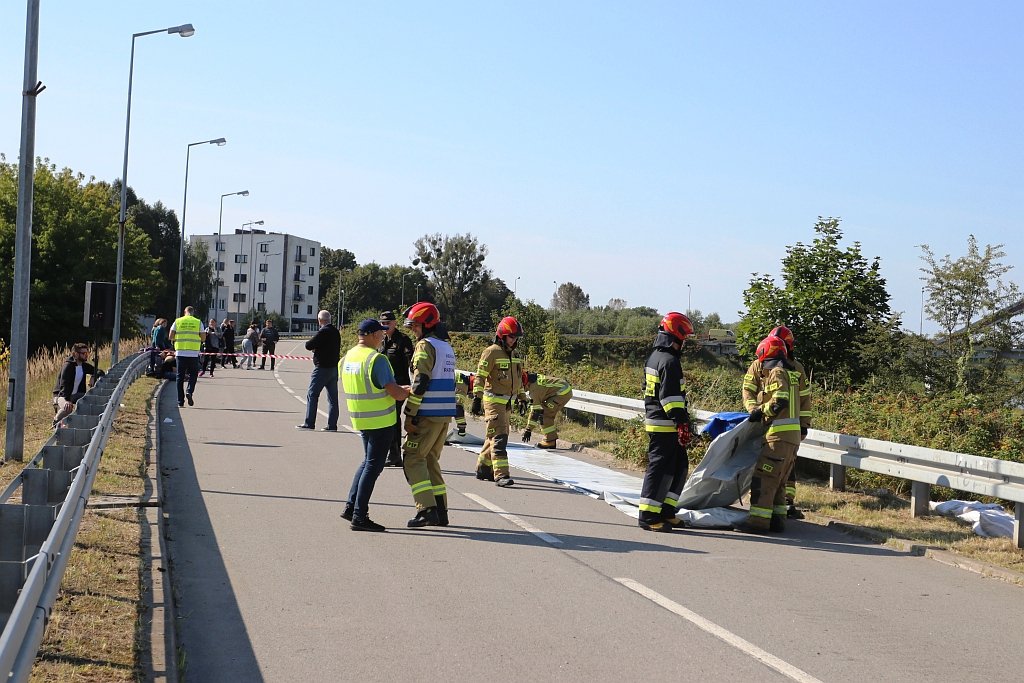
[387,399,405,462]
[639,432,688,523]
[259,342,276,369]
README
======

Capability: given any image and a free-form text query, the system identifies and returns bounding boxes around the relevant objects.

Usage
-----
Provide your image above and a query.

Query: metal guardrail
[563,389,1024,548]
[0,351,148,681]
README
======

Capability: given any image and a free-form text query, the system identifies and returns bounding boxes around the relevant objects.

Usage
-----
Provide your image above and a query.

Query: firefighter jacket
[742,357,812,432]
[526,375,573,409]
[643,331,689,433]
[756,359,805,445]
[405,336,456,418]
[473,343,527,407]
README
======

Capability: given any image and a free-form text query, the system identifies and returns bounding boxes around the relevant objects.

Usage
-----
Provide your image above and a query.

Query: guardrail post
[1015,505,1023,549]
[829,464,846,491]
[594,414,604,430]
[910,481,930,518]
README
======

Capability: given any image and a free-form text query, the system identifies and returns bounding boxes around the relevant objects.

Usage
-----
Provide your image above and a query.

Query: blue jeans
[304,365,339,429]
[176,356,200,404]
[347,426,392,521]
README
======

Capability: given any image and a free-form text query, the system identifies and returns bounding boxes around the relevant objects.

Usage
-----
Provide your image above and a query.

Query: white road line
[614,578,822,683]
[463,493,562,545]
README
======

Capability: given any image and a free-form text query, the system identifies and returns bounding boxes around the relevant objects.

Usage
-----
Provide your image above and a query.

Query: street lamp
[401,272,414,309]
[340,289,346,327]
[920,287,926,336]
[112,22,195,363]
[213,190,249,321]
[687,284,691,314]
[514,276,521,297]
[175,136,225,316]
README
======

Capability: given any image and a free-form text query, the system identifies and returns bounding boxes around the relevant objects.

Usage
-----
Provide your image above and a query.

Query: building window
[233,273,248,283]
[257,302,266,311]
[217,299,226,310]
[258,282,267,292]
[308,266,314,276]
[215,241,226,252]
[307,286,314,295]
[309,247,316,257]
[233,293,247,303]
[259,263,269,273]
[259,243,269,253]
[295,245,303,256]
[307,305,313,315]
[216,262,225,271]
[234,254,248,264]
[214,278,224,287]
[292,304,299,314]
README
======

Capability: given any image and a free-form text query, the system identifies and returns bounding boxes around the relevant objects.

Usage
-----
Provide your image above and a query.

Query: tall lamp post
[401,272,414,309]
[237,220,263,320]
[920,287,926,336]
[687,284,691,314]
[340,289,346,327]
[112,22,195,363]
[514,276,521,298]
[176,136,225,316]
[213,190,249,322]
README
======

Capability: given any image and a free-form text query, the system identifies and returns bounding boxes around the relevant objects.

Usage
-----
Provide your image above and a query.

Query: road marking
[614,578,822,683]
[463,493,562,545]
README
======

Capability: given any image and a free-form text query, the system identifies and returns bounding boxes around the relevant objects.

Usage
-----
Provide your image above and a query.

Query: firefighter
[735,335,806,533]
[638,312,694,532]
[402,302,457,527]
[520,372,573,448]
[741,325,812,518]
[434,322,469,438]
[471,316,528,487]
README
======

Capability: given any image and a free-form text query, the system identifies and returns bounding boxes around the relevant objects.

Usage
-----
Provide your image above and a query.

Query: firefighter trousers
[748,440,798,529]
[537,395,571,444]
[638,432,688,524]
[478,402,511,478]
[403,416,450,510]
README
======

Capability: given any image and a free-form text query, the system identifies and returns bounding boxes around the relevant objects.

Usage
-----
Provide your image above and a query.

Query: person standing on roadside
[259,318,279,370]
[402,302,457,527]
[242,321,260,370]
[169,306,207,407]
[377,310,414,467]
[340,319,411,532]
[297,310,342,431]
[638,311,694,532]
[200,318,220,377]
[221,318,237,368]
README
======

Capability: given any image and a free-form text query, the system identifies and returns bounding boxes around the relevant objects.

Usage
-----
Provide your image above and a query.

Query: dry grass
[30,376,159,682]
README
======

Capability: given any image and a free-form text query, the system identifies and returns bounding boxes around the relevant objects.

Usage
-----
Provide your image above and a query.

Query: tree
[130,197,181,317]
[318,246,358,310]
[0,158,161,348]
[737,217,891,386]
[413,233,490,329]
[181,240,214,316]
[607,298,627,310]
[551,282,590,312]
[920,236,1023,398]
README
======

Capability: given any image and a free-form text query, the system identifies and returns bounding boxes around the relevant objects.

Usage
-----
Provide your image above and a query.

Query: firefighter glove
[522,428,532,443]
[676,422,691,447]
[404,415,420,434]
[748,407,763,422]
[771,397,789,414]
[471,396,483,416]
[516,399,528,416]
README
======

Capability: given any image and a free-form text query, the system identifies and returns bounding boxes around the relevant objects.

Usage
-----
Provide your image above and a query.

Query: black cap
[379,310,397,322]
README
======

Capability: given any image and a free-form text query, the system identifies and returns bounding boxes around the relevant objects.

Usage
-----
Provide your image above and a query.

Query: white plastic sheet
[930,499,1015,538]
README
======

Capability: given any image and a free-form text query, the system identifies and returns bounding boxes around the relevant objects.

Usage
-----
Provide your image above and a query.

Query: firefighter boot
[435,495,449,527]
[786,504,805,519]
[537,440,557,449]
[770,513,786,532]
[407,507,441,528]
[476,464,494,481]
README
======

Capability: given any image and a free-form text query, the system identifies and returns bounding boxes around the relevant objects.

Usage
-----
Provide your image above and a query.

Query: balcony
[294,254,307,263]
[292,273,306,282]
[292,294,305,302]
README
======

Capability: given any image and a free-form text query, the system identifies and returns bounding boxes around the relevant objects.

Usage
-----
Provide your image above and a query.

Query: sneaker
[351,517,386,532]
[178,402,184,408]
[495,476,515,488]
[295,424,314,430]
[639,519,672,532]
[186,394,194,407]
[340,505,354,521]
[321,426,338,432]
[384,458,403,468]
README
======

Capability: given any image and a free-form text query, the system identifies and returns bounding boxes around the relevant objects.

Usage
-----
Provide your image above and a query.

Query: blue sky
[2,2,1021,332]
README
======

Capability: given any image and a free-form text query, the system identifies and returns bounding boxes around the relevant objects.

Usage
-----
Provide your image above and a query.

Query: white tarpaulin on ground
[447,426,759,527]
[930,500,1015,538]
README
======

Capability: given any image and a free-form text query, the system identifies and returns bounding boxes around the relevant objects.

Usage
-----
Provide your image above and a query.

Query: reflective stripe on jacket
[764,367,802,444]
[341,345,396,431]
[643,333,688,433]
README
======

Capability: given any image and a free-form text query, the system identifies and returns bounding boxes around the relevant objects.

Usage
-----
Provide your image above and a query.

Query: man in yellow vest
[169,306,206,408]
[402,302,457,527]
[340,319,411,532]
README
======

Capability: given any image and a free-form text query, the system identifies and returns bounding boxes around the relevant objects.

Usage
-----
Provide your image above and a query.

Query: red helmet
[496,316,523,342]
[404,301,439,328]
[771,325,795,352]
[659,312,694,342]
[756,335,788,362]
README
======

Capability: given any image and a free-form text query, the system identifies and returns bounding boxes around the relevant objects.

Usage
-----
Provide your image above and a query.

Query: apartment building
[191,230,322,332]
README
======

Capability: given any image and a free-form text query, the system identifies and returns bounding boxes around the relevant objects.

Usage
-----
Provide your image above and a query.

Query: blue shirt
[369,353,396,390]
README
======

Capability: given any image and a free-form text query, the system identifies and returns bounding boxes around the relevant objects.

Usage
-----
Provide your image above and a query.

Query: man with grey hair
[297,310,342,431]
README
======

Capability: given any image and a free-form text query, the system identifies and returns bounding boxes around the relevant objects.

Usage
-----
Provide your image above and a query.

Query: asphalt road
[159,341,1024,682]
